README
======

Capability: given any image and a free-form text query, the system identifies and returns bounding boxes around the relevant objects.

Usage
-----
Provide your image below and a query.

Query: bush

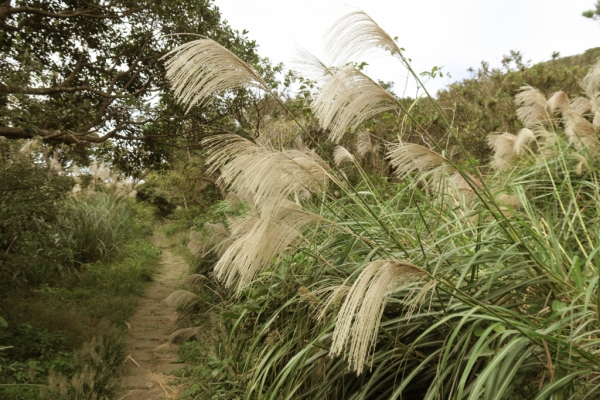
[0,140,74,284]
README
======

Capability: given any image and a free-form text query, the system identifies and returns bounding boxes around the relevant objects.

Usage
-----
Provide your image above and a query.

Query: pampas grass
[163,39,268,112]
[203,134,331,216]
[333,146,355,167]
[323,10,403,66]
[312,66,399,143]
[387,143,449,179]
[330,260,427,374]
[213,202,321,291]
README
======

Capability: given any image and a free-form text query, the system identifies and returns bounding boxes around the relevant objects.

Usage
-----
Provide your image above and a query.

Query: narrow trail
[115,231,188,400]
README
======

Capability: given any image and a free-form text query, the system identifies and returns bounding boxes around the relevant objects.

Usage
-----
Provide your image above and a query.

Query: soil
[114,232,189,400]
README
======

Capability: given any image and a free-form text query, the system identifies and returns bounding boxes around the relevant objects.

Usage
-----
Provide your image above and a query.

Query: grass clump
[60,193,135,264]
[161,9,600,400]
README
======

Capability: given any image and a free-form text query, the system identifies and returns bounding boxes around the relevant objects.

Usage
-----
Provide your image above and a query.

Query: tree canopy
[0,0,259,164]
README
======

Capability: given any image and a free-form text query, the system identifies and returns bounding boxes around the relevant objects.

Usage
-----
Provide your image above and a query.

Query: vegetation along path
[115,231,188,400]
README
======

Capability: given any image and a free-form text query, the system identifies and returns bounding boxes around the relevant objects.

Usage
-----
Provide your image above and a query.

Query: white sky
[215,0,600,96]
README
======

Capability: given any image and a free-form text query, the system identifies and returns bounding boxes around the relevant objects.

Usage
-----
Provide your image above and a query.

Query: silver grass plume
[571,97,592,115]
[313,284,351,321]
[563,110,600,153]
[167,327,203,344]
[323,10,403,66]
[213,201,322,291]
[574,153,588,176]
[312,66,399,143]
[256,117,302,150]
[203,134,330,216]
[49,155,63,174]
[190,231,204,243]
[546,91,570,114]
[185,274,207,293]
[387,143,449,179]
[292,46,332,82]
[187,240,204,257]
[163,39,269,112]
[356,130,374,159]
[582,60,600,96]
[515,86,552,128]
[487,133,517,170]
[514,128,536,156]
[333,146,356,166]
[330,260,427,375]
[20,139,40,153]
[204,222,231,257]
[165,290,200,309]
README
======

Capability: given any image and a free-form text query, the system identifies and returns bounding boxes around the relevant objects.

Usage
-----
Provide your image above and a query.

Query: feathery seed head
[312,66,399,143]
[547,91,570,114]
[514,128,536,156]
[387,143,449,179]
[356,130,374,159]
[488,133,517,170]
[214,201,322,291]
[571,97,592,115]
[582,60,600,96]
[324,10,403,66]
[330,260,427,374]
[515,86,551,127]
[333,146,356,166]
[203,135,330,216]
[163,39,268,112]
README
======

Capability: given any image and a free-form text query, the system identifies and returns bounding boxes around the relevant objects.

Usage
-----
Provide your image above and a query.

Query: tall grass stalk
[164,10,600,399]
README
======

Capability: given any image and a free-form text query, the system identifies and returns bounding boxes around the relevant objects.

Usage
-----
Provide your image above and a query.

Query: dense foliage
[161,10,600,400]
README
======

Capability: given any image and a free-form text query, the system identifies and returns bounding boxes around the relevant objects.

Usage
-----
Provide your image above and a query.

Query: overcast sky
[215,0,600,96]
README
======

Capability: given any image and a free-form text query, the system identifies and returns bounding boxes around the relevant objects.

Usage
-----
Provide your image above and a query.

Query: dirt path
[115,232,188,400]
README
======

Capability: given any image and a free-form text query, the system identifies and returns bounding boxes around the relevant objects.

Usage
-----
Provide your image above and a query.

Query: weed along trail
[115,231,188,400]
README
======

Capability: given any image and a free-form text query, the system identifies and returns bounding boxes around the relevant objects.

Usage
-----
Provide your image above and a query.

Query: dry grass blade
[387,143,449,179]
[313,67,399,143]
[163,39,268,112]
[324,10,403,66]
[167,327,203,344]
[330,260,426,374]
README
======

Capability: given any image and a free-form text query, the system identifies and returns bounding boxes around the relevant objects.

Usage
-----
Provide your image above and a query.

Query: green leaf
[551,300,567,312]
[474,326,486,337]
[222,312,241,319]
[0,317,7,328]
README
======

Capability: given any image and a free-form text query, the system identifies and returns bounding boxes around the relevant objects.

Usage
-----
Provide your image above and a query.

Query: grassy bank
[0,196,161,399]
